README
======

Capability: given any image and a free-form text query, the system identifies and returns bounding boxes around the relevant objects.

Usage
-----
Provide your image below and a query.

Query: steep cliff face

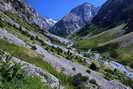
[49,2,97,36]
[92,0,133,28]
[0,0,56,30]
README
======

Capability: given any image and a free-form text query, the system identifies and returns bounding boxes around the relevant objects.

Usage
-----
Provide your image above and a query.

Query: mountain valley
[0,0,133,89]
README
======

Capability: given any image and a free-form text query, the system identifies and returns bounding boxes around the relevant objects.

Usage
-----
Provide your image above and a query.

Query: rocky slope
[50,2,97,36]
[0,0,56,30]
[0,26,131,89]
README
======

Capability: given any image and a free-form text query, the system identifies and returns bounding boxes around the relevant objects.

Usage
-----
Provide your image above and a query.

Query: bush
[90,63,98,71]
[0,62,24,82]
[78,58,86,63]
[31,45,37,50]
[86,69,91,74]
[30,36,35,40]
[89,79,97,85]
[72,67,76,71]
[70,73,88,88]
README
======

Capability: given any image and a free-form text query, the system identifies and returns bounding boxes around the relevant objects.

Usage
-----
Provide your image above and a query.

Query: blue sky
[28,0,107,19]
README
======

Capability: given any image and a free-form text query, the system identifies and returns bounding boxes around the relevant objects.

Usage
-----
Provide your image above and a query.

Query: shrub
[72,67,76,71]
[90,63,98,71]
[31,45,37,50]
[78,58,86,63]
[0,62,24,82]
[70,73,88,88]
[86,69,91,74]
[30,36,35,40]
[89,79,97,85]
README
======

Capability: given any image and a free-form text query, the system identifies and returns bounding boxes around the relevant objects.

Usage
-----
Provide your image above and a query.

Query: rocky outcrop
[0,0,56,30]
[0,29,26,47]
[50,2,97,36]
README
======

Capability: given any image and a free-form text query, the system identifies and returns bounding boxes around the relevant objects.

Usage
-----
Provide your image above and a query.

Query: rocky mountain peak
[70,2,95,17]
[49,2,97,37]
[78,2,94,8]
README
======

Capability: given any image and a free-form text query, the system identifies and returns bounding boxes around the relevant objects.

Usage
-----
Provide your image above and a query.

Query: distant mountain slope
[75,24,126,49]
[75,0,133,37]
[0,0,56,30]
[92,0,133,28]
[49,2,98,37]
